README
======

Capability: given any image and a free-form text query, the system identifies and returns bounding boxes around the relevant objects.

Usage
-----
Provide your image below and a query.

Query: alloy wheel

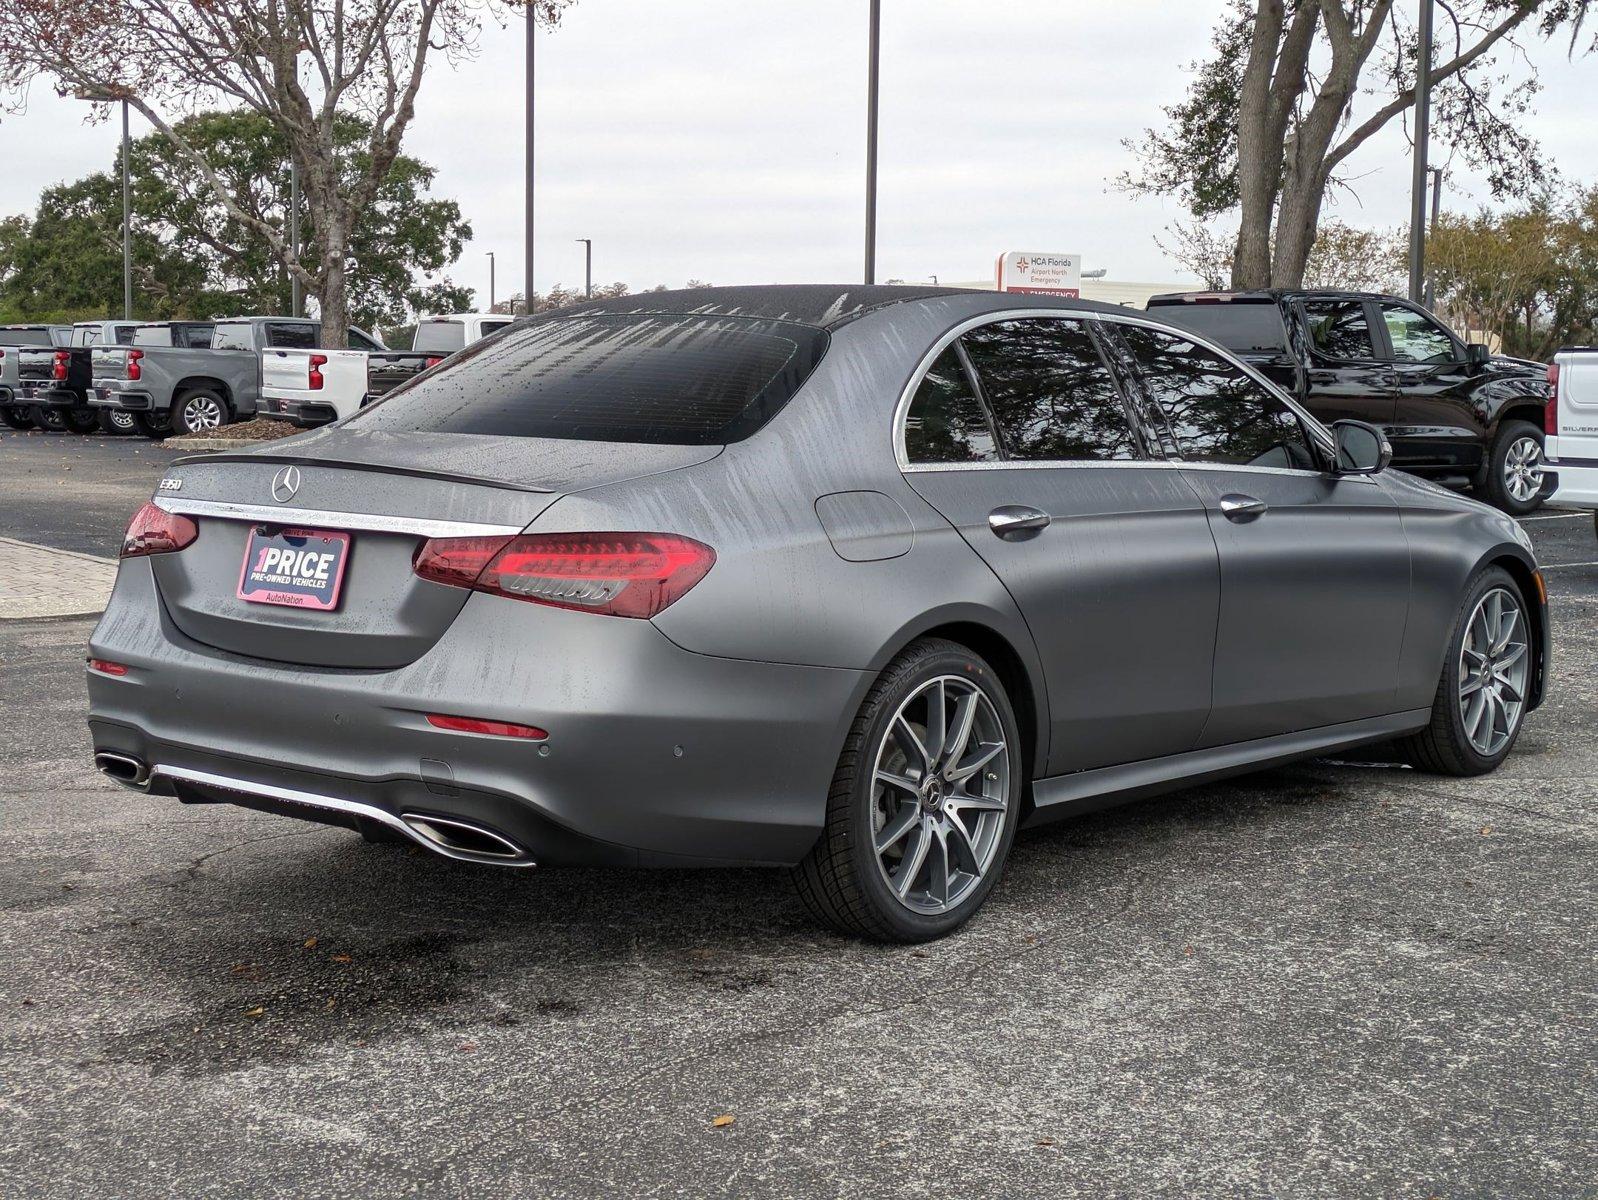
[182,395,225,431]
[870,675,1010,916]
[1458,586,1529,757]
[1502,435,1543,503]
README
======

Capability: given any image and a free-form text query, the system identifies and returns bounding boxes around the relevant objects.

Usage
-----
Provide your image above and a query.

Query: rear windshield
[0,328,55,347]
[412,321,466,353]
[1148,302,1289,354]
[352,313,829,445]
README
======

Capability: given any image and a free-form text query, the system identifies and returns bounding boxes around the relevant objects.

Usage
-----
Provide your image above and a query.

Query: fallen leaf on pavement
[303,937,318,949]
[712,1115,735,1128]
[331,953,352,963]
[244,1006,265,1019]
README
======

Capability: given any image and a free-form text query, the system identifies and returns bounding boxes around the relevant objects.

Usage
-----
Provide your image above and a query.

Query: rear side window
[179,324,215,348]
[413,321,466,353]
[351,313,828,445]
[479,320,512,338]
[212,324,255,351]
[1120,325,1316,470]
[903,347,998,464]
[959,318,1138,462]
[132,326,175,347]
[113,326,136,345]
[1301,300,1376,360]
[73,327,100,347]
[1147,302,1288,354]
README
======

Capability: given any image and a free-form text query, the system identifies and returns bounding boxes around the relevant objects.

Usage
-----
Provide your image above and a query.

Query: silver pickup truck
[0,323,72,431]
[91,316,383,438]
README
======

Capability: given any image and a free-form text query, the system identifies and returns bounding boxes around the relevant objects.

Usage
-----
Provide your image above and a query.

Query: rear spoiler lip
[167,451,555,495]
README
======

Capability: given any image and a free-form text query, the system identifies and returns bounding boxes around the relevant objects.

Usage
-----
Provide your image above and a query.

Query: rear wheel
[64,407,101,434]
[793,638,1022,942]
[1479,420,1544,515]
[98,407,138,436]
[31,405,68,432]
[1401,566,1532,776]
[173,389,230,436]
[133,411,174,439]
[0,406,33,431]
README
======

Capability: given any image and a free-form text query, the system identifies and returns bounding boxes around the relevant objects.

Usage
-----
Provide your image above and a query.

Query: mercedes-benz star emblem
[270,465,302,504]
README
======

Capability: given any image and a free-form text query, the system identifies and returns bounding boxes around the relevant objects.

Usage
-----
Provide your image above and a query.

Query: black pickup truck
[1147,290,1551,514]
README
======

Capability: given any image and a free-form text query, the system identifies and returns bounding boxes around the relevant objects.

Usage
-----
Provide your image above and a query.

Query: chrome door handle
[988,505,1051,540]
[1218,494,1268,521]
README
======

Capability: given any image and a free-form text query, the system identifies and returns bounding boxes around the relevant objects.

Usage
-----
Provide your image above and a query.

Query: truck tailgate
[366,352,439,398]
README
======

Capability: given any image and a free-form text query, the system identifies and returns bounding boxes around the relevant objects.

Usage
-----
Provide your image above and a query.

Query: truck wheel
[174,389,231,435]
[133,411,174,440]
[97,408,138,436]
[0,407,34,431]
[1479,420,1545,515]
[31,405,68,433]
[65,408,101,434]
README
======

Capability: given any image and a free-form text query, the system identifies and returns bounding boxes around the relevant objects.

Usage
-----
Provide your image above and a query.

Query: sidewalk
[0,536,118,619]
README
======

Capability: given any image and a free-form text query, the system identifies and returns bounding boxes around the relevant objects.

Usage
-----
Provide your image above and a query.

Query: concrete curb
[164,438,273,452]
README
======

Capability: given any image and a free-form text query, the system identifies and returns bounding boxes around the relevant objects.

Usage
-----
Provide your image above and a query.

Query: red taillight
[52,350,69,380]
[424,355,444,369]
[126,348,143,381]
[1546,363,1560,436]
[426,713,548,740]
[88,658,129,677]
[413,532,716,619]
[308,353,328,391]
[120,502,198,558]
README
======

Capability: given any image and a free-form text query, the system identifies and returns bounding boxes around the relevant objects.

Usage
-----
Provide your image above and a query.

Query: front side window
[73,327,100,347]
[959,318,1138,462]
[348,328,382,352]
[1378,303,1458,364]
[903,346,998,464]
[1301,299,1376,361]
[1119,325,1317,470]
[351,313,828,445]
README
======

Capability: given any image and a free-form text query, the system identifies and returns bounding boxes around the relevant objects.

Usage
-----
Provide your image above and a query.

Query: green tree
[1124,0,1594,289]
[0,111,475,330]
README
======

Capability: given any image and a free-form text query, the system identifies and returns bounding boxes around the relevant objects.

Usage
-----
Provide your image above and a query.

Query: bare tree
[1125,0,1593,289]
[0,0,569,345]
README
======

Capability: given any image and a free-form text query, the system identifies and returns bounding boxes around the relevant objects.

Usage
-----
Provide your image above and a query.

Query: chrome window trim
[892,306,1338,472]
[151,496,524,539]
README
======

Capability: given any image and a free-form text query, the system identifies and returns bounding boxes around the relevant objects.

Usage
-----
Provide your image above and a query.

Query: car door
[1372,300,1488,452]
[1296,297,1397,428]
[1113,320,1411,747]
[899,316,1220,775]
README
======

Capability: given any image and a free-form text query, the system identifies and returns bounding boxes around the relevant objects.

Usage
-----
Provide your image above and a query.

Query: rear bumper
[259,393,340,427]
[87,558,866,868]
[1547,456,1598,508]
[11,383,78,407]
[90,382,156,411]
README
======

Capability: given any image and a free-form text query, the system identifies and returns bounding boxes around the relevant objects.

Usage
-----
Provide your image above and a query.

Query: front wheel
[98,407,138,436]
[133,411,174,440]
[0,406,34,431]
[31,405,68,433]
[1401,566,1533,776]
[793,638,1023,942]
[1479,420,1545,515]
[173,389,231,436]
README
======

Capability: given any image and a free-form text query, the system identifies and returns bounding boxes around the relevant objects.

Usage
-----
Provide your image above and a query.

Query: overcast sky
[3,0,1594,303]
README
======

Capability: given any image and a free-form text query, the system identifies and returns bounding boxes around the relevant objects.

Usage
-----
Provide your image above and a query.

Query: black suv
[1147,290,1551,514]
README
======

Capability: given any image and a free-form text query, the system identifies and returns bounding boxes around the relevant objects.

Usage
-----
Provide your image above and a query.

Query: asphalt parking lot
[2,427,1595,1198]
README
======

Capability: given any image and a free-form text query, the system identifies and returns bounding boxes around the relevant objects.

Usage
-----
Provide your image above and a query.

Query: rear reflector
[121,502,198,558]
[88,658,129,676]
[413,532,715,619]
[426,713,548,740]
[1546,363,1560,435]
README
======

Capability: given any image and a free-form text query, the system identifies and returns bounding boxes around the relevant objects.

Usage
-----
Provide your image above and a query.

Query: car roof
[551,284,1134,330]
[1148,288,1413,305]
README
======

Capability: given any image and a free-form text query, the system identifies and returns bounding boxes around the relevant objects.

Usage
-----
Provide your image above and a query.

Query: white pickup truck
[1546,346,1598,540]
[260,312,513,426]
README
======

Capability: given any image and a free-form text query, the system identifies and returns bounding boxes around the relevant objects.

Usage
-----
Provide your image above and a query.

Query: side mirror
[1332,419,1392,475]
[1466,342,1492,369]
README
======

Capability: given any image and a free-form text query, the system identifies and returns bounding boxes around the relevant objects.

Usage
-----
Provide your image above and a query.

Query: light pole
[486,251,496,310]
[1425,166,1444,310]
[289,156,301,317]
[524,7,536,316]
[120,99,132,319]
[576,239,592,298]
[864,0,881,285]
[1407,0,1434,303]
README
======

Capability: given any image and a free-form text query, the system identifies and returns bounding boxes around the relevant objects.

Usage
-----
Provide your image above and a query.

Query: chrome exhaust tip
[399,812,530,863]
[94,751,151,790]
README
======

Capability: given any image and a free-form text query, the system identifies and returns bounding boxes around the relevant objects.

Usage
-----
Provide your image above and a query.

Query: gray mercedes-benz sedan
[88,286,1549,941]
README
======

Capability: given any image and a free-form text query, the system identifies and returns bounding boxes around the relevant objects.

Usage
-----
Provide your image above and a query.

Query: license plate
[237,527,350,610]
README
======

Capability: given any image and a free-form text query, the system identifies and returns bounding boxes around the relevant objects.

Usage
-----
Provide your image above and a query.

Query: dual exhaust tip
[92,752,531,865]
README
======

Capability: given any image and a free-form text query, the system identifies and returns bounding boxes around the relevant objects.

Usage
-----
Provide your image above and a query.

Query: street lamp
[1408,0,1435,303]
[575,239,592,298]
[486,251,496,311]
[525,8,536,317]
[74,89,133,318]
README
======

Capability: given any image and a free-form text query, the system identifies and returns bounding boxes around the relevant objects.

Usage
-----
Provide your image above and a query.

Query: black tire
[31,405,68,432]
[64,407,101,434]
[0,406,34,431]
[1400,566,1532,776]
[1478,419,1545,515]
[98,407,138,436]
[793,638,1024,943]
[133,411,174,440]
[172,388,231,436]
